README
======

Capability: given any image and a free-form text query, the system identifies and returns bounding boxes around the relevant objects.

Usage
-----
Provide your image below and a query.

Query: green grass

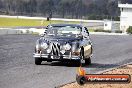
[0,17,79,27]
[88,29,94,32]
[0,17,94,32]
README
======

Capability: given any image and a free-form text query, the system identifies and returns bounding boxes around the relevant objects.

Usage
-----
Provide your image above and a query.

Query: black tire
[85,57,91,65]
[80,47,84,59]
[75,60,81,66]
[71,59,81,67]
[35,58,42,65]
[76,75,86,85]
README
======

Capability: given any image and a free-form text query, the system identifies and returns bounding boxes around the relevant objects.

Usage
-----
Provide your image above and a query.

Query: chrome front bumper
[33,53,80,60]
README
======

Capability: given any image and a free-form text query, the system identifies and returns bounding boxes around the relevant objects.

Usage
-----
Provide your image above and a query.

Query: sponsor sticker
[76,67,131,85]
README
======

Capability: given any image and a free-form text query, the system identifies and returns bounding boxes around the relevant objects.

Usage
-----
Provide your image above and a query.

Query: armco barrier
[0,29,21,35]
[0,28,45,35]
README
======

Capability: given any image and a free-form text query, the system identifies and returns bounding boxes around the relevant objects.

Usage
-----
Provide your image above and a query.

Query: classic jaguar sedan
[33,24,93,65]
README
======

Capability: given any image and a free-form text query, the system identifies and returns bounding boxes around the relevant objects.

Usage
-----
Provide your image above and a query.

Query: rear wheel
[85,57,91,65]
[35,58,42,65]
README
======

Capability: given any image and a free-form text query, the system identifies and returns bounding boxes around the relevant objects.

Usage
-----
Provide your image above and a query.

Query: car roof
[48,24,83,28]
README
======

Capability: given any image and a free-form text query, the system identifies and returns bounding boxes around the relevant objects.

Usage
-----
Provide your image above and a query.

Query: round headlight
[41,43,48,49]
[36,44,40,50]
[60,50,65,54]
[64,43,71,50]
[47,48,52,53]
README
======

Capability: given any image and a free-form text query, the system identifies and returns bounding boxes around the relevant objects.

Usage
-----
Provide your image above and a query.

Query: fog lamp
[72,51,80,56]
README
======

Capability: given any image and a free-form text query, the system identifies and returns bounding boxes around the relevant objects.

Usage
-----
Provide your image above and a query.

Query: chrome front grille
[52,43,60,56]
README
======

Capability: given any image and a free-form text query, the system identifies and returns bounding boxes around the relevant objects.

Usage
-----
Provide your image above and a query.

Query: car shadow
[41,61,81,67]
[41,61,119,68]
[83,63,119,69]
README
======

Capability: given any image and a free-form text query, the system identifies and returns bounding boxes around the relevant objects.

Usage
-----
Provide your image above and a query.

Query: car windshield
[46,26,81,37]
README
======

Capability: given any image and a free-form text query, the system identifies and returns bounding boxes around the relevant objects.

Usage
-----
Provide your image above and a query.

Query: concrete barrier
[0,28,45,35]
[0,29,21,35]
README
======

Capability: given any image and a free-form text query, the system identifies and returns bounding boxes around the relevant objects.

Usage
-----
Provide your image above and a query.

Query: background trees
[0,0,131,20]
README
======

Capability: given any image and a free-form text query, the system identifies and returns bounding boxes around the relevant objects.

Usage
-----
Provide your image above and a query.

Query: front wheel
[35,58,42,65]
[71,60,81,66]
[85,57,91,65]
[75,60,81,66]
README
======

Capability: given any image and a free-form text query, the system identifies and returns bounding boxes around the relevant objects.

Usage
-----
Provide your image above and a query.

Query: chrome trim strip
[33,53,80,60]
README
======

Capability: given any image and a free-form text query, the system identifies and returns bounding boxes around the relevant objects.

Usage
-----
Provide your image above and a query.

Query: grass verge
[0,17,79,27]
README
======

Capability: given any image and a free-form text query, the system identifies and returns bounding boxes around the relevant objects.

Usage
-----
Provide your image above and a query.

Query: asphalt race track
[0,34,132,88]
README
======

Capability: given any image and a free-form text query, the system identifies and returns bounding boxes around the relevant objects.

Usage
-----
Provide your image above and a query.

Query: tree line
[0,0,131,20]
